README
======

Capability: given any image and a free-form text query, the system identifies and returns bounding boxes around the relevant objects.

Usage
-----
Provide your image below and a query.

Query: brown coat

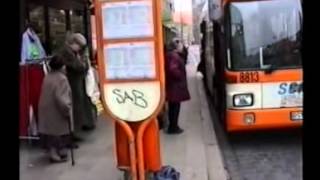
[38,71,73,136]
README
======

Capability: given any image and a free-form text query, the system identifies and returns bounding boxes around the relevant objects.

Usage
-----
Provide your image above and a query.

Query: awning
[162,8,178,33]
[27,0,87,10]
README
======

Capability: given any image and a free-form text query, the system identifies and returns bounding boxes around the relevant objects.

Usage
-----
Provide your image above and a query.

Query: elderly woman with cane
[38,56,73,163]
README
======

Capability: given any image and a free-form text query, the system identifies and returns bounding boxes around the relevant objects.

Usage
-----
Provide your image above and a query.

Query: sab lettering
[112,89,148,109]
[278,82,303,95]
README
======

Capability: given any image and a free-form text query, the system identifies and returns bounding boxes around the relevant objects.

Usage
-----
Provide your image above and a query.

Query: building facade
[20,0,93,58]
[162,0,178,45]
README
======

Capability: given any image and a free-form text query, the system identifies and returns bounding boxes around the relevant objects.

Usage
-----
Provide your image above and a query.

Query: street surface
[19,45,227,180]
[19,45,302,180]
[199,48,303,180]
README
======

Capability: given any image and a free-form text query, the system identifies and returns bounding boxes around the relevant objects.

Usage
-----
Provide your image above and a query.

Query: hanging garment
[19,64,45,136]
[21,28,46,64]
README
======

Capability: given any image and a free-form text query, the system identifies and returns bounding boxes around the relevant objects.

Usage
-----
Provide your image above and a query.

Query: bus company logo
[278,82,303,107]
[278,82,303,95]
[280,94,302,107]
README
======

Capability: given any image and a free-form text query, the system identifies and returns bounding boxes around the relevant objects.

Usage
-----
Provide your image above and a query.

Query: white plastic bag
[85,66,101,104]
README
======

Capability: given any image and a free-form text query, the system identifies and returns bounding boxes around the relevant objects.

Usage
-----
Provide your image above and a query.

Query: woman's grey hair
[167,38,181,51]
[66,33,87,46]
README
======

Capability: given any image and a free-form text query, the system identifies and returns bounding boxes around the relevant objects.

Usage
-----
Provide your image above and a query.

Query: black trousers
[168,102,181,130]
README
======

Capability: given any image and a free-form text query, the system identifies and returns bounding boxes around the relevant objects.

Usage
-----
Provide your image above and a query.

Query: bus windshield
[228,0,302,71]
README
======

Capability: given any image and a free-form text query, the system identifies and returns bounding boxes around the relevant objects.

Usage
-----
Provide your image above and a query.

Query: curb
[196,73,228,180]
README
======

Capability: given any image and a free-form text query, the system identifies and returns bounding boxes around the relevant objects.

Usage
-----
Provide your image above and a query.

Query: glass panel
[49,8,67,54]
[71,10,84,34]
[28,4,45,46]
[228,0,302,70]
[101,1,154,39]
[104,42,156,80]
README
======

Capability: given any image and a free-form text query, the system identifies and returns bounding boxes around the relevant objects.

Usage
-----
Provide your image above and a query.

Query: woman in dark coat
[165,39,191,134]
[57,33,95,141]
[38,56,72,163]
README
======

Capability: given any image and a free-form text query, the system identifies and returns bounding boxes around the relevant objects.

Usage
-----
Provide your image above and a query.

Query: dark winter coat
[57,45,95,131]
[38,71,73,136]
[165,51,190,103]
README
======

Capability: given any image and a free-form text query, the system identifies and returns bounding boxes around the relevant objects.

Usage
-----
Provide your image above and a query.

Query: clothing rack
[19,56,52,141]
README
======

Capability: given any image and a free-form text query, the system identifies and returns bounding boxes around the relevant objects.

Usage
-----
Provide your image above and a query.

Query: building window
[28,4,46,46]
[49,8,67,53]
[71,10,84,34]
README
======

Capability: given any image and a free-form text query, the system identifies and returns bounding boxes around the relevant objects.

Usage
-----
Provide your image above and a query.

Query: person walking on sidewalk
[165,39,191,134]
[57,33,95,142]
[38,56,73,163]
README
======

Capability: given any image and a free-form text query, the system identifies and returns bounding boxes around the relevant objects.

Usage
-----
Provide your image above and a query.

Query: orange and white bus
[201,0,303,132]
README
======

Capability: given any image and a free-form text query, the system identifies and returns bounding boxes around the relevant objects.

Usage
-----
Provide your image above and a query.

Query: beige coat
[38,71,73,136]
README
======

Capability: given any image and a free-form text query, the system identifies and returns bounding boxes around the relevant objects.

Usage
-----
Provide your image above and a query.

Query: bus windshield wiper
[259,47,276,74]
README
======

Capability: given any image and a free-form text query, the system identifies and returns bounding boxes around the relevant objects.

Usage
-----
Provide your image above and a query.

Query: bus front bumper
[226,108,303,132]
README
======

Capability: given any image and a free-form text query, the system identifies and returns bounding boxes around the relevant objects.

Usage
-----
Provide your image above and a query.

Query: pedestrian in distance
[165,38,191,134]
[173,38,189,65]
[180,44,189,65]
[38,55,73,163]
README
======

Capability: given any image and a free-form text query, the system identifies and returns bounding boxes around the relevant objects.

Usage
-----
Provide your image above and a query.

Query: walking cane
[67,119,75,166]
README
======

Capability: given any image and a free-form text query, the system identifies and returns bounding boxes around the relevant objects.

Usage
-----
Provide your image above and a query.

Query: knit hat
[66,33,87,46]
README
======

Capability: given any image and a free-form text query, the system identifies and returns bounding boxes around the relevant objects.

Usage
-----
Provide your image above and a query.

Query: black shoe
[82,125,95,131]
[58,149,68,160]
[72,135,84,142]
[58,154,68,161]
[60,154,68,161]
[167,127,184,134]
[66,143,79,149]
[49,149,67,163]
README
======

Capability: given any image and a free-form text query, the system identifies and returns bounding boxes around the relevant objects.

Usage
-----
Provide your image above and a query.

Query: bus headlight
[233,94,254,107]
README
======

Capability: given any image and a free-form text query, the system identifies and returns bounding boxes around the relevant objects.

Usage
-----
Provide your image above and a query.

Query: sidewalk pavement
[20,45,227,180]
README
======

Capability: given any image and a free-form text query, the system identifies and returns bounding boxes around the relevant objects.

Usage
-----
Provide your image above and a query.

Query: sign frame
[94,0,165,122]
